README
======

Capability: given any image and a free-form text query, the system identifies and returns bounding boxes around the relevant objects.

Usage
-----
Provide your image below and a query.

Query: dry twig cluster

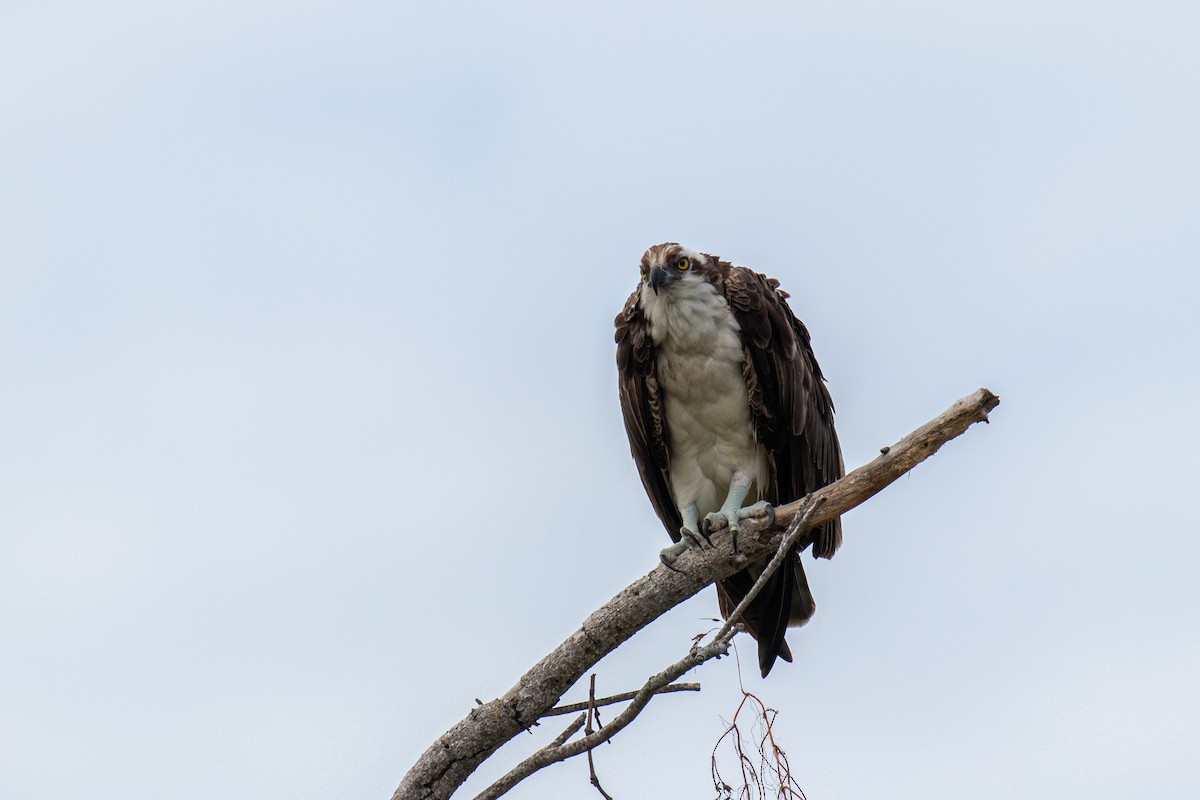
[711,666,808,800]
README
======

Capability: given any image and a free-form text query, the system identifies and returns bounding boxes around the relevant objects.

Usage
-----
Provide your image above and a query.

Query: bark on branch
[393,388,1000,800]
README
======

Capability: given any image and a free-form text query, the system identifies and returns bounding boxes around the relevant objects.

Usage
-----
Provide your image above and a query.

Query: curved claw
[703,511,731,534]
[659,553,685,573]
[735,501,774,527]
[659,540,689,572]
[678,526,705,550]
[698,518,714,547]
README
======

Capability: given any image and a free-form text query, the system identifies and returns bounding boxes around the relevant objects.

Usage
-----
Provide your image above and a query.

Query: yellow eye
[677,257,690,270]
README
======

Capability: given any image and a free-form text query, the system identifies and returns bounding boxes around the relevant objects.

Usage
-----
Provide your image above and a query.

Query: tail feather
[715,547,816,678]
[756,557,793,677]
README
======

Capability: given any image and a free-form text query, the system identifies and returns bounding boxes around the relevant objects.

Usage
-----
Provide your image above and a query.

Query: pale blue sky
[2,1,1198,798]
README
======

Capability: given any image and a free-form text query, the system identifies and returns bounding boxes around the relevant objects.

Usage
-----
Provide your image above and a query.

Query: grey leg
[703,472,774,554]
[660,502,709,566]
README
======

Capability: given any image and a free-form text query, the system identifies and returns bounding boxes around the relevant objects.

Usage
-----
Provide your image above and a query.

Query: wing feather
[724,265,844,558]
[614,290,682,540]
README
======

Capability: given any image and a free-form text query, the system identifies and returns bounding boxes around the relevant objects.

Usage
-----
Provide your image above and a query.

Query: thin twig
[548,713,587,749]
[544,683,702,717]
[585,675,613,800]
[585,675,596,741]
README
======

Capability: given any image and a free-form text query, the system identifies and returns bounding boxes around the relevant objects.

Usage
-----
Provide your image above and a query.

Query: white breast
[639,276,767,517]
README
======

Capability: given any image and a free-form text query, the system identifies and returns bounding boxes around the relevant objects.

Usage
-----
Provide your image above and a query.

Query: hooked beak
[648,266,669,295]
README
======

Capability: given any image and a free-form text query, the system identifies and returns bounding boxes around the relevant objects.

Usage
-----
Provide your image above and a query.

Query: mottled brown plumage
[615,243,843,676]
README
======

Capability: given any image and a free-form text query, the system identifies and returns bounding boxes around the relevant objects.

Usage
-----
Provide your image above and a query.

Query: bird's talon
[659,553,685,573]
[703,511,731,534]
[660,540,689,566]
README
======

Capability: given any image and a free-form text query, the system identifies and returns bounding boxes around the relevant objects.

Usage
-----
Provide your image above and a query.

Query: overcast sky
[3,1,1198,798]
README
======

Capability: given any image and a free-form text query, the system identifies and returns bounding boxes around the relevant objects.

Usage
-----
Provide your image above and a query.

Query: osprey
[615,242,843,677]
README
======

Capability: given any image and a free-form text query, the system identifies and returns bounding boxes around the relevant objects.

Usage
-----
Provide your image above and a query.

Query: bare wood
[392,388,999,800]
[543,682,702,717]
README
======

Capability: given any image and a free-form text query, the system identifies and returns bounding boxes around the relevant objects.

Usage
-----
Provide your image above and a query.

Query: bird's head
[638,242,712,295]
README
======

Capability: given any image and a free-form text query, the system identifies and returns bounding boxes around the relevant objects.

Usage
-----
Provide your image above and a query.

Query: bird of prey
[615,242,844,677]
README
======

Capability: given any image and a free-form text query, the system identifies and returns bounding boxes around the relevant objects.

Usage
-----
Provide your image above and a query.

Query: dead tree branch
[474,628,745,800]
[479,494,829,797]
[475,494,832,798]
[393,388,1000,800]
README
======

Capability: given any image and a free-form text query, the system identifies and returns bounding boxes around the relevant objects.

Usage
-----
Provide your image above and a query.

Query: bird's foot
[702,501,775,554]
[659,523,713,568]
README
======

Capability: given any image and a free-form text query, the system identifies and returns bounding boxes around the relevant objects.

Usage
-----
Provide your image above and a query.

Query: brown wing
[614,289,682,541]
[724,265,844,558]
